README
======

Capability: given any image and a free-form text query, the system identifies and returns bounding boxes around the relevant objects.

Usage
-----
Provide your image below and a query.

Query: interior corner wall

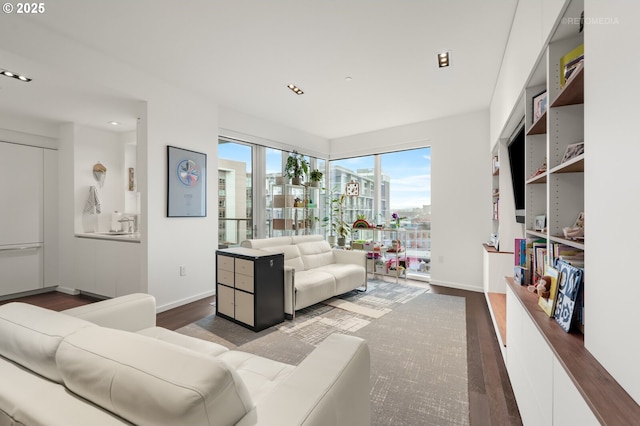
[219,107,330,158]
[330,109,491,292]
[144,93,219,312]
[489,0,568,145]
[584,0,640,404]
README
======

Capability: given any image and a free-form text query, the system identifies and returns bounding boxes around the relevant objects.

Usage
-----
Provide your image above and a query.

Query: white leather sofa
[240,235,367,317]
[0,293,370,426]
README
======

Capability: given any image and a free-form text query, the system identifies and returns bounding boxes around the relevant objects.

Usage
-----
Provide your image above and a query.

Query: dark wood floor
[1,284,521,425]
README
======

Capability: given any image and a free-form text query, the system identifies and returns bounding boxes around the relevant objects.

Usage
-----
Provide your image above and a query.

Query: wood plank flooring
[1,284,521,425]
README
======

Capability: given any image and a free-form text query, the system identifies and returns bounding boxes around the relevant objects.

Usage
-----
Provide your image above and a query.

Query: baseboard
[156,290,215,313]
[428,279,483,293]
[56,286,80,296]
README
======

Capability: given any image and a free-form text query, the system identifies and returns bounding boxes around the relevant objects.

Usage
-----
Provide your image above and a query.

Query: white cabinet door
[0,244,43,295]
[0,142,43,245]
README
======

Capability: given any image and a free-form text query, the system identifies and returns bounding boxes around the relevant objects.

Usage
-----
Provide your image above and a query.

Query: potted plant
[332,193,351,247]
[284,151,308,185]
[309,169,323,187]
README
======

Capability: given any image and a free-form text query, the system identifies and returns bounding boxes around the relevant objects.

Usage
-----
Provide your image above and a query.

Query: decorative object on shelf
[92,162,107,187]
[309,169,323,187]
[538,265,560,317]
[352,214,372,229]
[554,260,584,333]
[534,214,546,232]
[391,212,406,228]
[562,212,584,240]
[560,44,584,88]
[561,142,584,163]
[167,145,206,217]
[529,158,547,179]
[345,180,360,197]
[284,150,308,186]
[492,155,499,174]
[532,90,548,123]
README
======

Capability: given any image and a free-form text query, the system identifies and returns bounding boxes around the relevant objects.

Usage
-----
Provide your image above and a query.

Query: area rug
[176,280,469,426]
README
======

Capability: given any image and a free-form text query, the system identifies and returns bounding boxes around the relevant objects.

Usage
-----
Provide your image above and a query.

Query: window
[218,140,253,247]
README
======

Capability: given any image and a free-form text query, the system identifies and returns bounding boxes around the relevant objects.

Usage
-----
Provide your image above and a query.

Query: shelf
[526,111,547,135]
[550,65,584,107]
[549,153,584,174]
[487,292,506,346]
[506,277,640,424]
[549,235,585,250]
[526,172,547,184]
[525,229,547,239]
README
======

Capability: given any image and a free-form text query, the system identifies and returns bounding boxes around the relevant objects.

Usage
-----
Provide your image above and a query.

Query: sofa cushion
[297,240,336,270]
[56,327,253,426]
[261,244,305,272]
[218,351,294,404]
[240,236,291,249]
[294,270,336,310]
[316,263,366,294]
[0,302,95,383]
[137,326,229,357]
[290,234,324,245]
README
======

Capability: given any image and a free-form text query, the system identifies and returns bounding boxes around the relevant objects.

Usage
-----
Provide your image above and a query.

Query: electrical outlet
[180,265,186,276]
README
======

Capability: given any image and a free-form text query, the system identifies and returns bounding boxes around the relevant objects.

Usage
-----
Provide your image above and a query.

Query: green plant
[284,151,308,180]
[331,193,351,239]
[309,169,323,182]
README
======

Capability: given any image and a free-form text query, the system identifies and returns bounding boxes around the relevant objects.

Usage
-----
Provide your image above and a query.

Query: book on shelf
[560,44,584,88]
[550,243,584,268]
[514,266,529,286]
[538,265,560,317]
[514,238,527,267]
[554,260,584,333]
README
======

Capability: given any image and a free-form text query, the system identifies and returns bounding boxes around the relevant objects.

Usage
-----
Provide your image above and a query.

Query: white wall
[489,0,567,145]
[331,110,490,292]
[584,0,640,404]
[73,125,126,233]
[219,107,330,159]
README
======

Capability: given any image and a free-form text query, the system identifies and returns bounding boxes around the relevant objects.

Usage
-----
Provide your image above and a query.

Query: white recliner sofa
[0,293,370,426]
[240,235,367,317]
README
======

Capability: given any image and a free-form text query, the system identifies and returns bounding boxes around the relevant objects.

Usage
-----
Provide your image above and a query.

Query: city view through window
[218,142,431,279]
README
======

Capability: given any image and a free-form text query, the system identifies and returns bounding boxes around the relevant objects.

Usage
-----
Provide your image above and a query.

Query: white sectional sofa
[240,235,367,317]
[0,293,371,426]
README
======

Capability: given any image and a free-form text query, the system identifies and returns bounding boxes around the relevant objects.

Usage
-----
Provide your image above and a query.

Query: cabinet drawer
[217,268,234,286]
[235,273,254,293]
[235,258,254,277]
[217,284,235,318]
[217,255,234,272]
[235,291,254,326]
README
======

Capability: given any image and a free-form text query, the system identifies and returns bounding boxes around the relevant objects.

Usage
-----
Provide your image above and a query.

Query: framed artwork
[346,181,360,197]
[554,260,584,332]
[167,146,207,217]
[534,214,546,232]
[532,90,548,123]
[561,142,584,163]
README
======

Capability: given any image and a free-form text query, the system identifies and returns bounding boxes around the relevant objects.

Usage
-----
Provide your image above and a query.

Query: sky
[219,143,431,211]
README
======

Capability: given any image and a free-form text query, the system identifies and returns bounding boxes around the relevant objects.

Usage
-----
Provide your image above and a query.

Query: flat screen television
[507,125,526,223]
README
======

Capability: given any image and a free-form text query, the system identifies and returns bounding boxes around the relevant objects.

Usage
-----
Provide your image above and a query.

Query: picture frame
[561,142,584,163]
[534,214,546,232]
[167,145,207,217]
[532,90,548,123]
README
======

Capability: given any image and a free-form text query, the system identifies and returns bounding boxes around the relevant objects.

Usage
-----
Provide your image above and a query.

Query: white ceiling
[0,0,518,139]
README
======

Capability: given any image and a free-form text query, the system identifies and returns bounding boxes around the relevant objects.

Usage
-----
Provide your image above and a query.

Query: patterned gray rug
[177,280,469,426]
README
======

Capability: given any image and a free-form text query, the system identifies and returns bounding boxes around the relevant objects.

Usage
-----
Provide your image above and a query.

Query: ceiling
[0,0,518,139]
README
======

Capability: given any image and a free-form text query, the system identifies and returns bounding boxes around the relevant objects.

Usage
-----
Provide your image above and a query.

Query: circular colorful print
[176,159,201,187]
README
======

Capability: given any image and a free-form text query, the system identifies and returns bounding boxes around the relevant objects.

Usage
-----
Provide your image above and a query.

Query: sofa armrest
[62,293,156,332]
[236,333,370,426]
[332,249,367,269]
[284,266,295,317]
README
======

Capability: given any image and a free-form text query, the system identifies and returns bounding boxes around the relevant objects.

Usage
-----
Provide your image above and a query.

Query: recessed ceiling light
[0,68,32,82]
[345,77,353,81]
[287,83,304,95]
[437,51,451,68]
[108,121,120,126]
